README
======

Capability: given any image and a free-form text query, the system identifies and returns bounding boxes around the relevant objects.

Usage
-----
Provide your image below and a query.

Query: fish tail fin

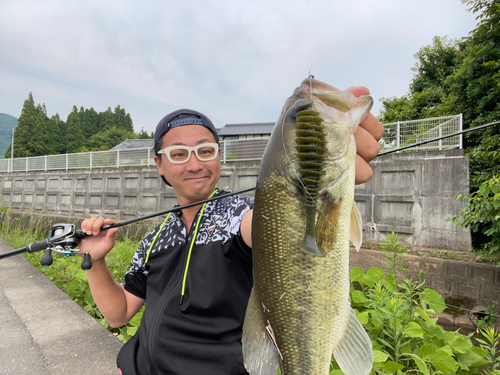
[333,304,373,375]
[350,201,363,251]
[242,289,280,375]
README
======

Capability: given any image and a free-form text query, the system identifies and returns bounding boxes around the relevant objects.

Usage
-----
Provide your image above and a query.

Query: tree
[447,0,500,147]
[136,127,153,139]
[66,106,84,153]
[13,92,37,157]
[378,0,500,254]
[30,111,50,156]
[87,126,135,151]
[378,36,464,123]
[48,113,66,154]
[113,105,133,132]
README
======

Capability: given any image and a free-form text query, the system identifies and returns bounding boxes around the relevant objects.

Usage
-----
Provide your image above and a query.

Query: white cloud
[0,0,478,131]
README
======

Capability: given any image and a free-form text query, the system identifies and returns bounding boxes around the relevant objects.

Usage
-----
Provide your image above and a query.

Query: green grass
[0,211,144,343]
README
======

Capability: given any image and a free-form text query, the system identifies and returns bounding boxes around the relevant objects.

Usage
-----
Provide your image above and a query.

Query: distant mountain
[0,113,17,158]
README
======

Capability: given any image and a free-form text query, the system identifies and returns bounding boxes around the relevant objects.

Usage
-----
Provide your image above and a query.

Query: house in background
[110,139,153,151]
[218,122,275,140]
[109,122,276,163]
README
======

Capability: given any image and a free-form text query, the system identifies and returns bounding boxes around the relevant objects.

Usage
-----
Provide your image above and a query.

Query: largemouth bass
[242,77,373,375]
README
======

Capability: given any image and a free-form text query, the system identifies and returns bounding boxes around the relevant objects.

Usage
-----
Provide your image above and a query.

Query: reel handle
[81,253,92,271]
[40,248,53,267]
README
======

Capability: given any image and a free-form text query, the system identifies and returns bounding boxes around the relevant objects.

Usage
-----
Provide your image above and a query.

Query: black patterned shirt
[117,189,254,375]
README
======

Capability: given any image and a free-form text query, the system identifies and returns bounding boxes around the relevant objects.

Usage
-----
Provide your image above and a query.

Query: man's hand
[346,86,385,184]
[79,217,119,263]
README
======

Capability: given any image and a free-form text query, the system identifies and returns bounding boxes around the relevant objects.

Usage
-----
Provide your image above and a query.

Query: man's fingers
[359,112,385,141]
[354,125,380,163]
[355,154,373,185]
[345,86,385,141]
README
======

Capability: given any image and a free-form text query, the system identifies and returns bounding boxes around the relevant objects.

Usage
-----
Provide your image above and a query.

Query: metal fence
[380,114,462,153]
[0,114,463,173]
[0,138,269,173]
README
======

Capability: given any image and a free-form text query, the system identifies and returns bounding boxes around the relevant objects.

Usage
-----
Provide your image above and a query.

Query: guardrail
[380,114,462,153]
[0,138,269,173]
[0,114,464,173]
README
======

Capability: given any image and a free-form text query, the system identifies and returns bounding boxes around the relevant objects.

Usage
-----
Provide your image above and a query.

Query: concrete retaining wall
[350,248,500,330]
[0,150,470,250]
[356,149,471,251]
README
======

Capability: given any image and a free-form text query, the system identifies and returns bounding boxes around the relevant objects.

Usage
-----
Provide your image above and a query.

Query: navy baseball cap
[154,109,219,186]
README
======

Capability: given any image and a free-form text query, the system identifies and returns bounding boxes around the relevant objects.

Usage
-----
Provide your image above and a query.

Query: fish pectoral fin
[333,305,373,375]
[242,289,280,375]
[349,202,363,251]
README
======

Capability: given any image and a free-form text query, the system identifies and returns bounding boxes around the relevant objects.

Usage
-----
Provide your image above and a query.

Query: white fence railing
[0,115,463,173]
[380,114,462,153]
[0,138,269,173]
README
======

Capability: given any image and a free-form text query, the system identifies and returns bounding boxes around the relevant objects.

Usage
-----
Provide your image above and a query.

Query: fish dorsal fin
[242,289,280,375]
[350,201,363,251]
[333,305,373,375]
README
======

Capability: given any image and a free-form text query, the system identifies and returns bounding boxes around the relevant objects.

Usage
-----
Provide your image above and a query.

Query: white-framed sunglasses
[157,143,219,164]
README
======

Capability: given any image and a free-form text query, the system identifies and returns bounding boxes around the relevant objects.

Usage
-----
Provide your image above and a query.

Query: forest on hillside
[4,93,153,159]
[0,113,17,158]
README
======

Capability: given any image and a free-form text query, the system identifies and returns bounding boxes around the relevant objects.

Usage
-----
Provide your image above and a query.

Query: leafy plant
[476,328,500,374]
[336,233,492,374]
[450,176,500,255]
[0,211,144,344]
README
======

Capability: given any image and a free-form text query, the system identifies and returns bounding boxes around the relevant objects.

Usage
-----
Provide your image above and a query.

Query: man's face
[154,124,221,205]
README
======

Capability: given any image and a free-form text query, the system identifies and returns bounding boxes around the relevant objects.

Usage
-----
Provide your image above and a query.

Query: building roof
[218,122,275,136]
[110,139,154,150]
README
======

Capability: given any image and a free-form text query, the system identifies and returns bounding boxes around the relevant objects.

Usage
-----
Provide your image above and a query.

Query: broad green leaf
[129,312,143,326]
[84,289,95,305]
[127,326,138,336]
[356,311,369,325]
[373,350,389,362]
[329,370,344,375]
[451,336,472,354]
[403,322,424,338]
[350,290,365,304]
[349,267,365,281]
[416,307,438,325]
[400,353,430,375]
[421,289,446,313]
[428,351,459,373]
[439,344,454,356]
[383,273,398,292]
[360,267,384,285]
[384,361,404,371]
[415,344,439,360]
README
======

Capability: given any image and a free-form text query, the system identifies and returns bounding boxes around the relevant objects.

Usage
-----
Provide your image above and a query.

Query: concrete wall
[350,248,500,330]
[356,149,471,251]
[0,150,470,250]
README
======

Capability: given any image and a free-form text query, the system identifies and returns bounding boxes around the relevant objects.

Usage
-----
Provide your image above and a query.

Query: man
[79,87,384,374]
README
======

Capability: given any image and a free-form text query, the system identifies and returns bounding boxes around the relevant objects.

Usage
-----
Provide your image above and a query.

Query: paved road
[0,238,123,375]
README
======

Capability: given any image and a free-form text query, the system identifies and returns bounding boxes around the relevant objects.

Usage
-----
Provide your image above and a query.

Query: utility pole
[11,127,14,160]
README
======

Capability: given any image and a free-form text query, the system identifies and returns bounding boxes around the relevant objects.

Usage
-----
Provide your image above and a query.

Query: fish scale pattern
[245,77,372,375]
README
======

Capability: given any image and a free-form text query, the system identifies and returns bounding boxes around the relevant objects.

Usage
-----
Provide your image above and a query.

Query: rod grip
[27,239,50,253]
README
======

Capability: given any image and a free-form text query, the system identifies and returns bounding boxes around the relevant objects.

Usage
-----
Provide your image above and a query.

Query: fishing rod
[0,121,497,269]
[0,187,255,268]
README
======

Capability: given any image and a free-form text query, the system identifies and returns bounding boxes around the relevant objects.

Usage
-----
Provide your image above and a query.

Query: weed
[0,212,144,344]
[337,232,493,374]
[476,327,500,373]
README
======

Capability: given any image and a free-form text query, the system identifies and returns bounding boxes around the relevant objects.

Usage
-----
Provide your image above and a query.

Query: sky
[0,0,479,133]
